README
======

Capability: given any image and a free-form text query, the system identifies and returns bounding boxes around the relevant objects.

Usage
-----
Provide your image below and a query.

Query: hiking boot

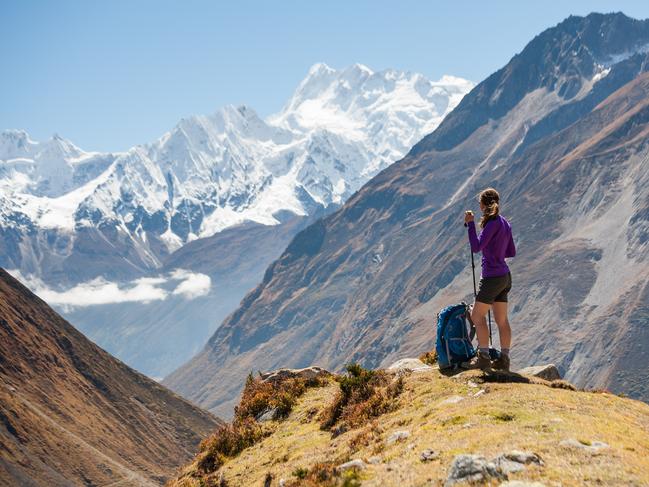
[492,354,510,372]
[475,353,492,370]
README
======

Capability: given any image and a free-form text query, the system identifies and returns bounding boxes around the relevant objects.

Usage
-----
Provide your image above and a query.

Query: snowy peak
[1,64,473,264]
[0,129,37,159]
[271,63,473,141]
[0,130,83,162]
[0,130,116,198]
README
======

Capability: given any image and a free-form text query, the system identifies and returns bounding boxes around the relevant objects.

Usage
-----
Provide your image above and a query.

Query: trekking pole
[466,222,493,346]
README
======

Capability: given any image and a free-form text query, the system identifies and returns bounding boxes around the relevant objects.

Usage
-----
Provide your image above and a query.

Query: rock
[474,389,486,397]
[337,459,366,471]
[501,451,543,466]
[367,456,382,464]
[387,358,434,373]
[467,381,479,388]
[445,454,506,486]
[278,479,286,487]
[494,457,526,474]
[517,364,562,381]
[559,438,609,453]
[499,482,546,487]
[440,395,465,405]
[387,430,410,444]
[259,366,331,384]
[493,451,543,474]
[420,449,439,462]
[256,408,277,422]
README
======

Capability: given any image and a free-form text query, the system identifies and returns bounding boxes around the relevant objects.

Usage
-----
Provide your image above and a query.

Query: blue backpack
[436,302,476,369]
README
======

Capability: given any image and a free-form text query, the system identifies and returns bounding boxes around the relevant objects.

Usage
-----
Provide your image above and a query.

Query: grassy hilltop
[168,361,649,486]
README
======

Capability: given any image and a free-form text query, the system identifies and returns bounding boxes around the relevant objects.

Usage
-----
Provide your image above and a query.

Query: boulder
[492,450,543,474]
[559,438,609,453]
[255,408,277,422]
[493,450,543,474]
[501,451,543,466]
[259,366,331,384]
[420,449,439,462]
[517,364,561,381]
[337,459,366,471]
[440,395,465,405]
[445,454,506,486]
[387,358,434,373]
[387,430,411,444]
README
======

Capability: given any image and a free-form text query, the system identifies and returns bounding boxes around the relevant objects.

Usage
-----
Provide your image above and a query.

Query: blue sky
[3,1,649,152]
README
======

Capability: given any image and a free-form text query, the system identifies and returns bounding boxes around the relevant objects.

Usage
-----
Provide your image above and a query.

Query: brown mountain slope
[0,268,221,486]
[165,13,649,419]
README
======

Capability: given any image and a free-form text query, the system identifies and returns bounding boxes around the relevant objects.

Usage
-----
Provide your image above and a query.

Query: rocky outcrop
[387,358,435,373]
[259,366,331,384]
[518,364,562,381]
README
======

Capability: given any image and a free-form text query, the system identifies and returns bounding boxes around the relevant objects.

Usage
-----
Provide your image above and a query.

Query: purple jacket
[467,215,516,278]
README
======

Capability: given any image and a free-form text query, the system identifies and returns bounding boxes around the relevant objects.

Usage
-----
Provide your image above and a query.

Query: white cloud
[7,268,212,310]
[170,269,212,299]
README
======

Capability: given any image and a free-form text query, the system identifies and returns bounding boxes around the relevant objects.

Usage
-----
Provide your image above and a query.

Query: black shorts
[476,272,512,304]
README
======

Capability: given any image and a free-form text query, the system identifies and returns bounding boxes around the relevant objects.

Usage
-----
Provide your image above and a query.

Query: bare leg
[471,301,492,349]
[492,301,511,349]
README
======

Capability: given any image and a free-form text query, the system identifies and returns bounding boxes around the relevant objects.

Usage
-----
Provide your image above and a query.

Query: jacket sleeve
[505,232,516,258]
[467,220,496,253]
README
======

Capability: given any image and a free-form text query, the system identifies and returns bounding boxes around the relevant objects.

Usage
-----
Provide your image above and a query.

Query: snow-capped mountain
[0,63,472,377]
[1,64,471,268]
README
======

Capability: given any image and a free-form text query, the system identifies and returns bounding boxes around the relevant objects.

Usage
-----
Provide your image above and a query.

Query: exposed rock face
[0,269,221,487]
[259,366,331,384]
[166,13,649,417]
[387,358,435,372]
[518,364,562,381]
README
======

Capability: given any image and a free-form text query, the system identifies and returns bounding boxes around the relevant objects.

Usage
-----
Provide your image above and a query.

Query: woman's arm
[467,220,496,253]
[505,232,516,258]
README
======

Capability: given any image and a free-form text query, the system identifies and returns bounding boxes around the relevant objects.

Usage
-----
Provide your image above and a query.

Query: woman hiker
[464,187,516,371]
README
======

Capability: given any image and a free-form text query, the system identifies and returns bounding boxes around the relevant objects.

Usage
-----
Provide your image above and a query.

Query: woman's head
[478,187,500,228]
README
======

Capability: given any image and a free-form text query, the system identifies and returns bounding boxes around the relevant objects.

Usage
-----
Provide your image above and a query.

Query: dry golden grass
[168,367,649,487]
[320,364,404,433]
